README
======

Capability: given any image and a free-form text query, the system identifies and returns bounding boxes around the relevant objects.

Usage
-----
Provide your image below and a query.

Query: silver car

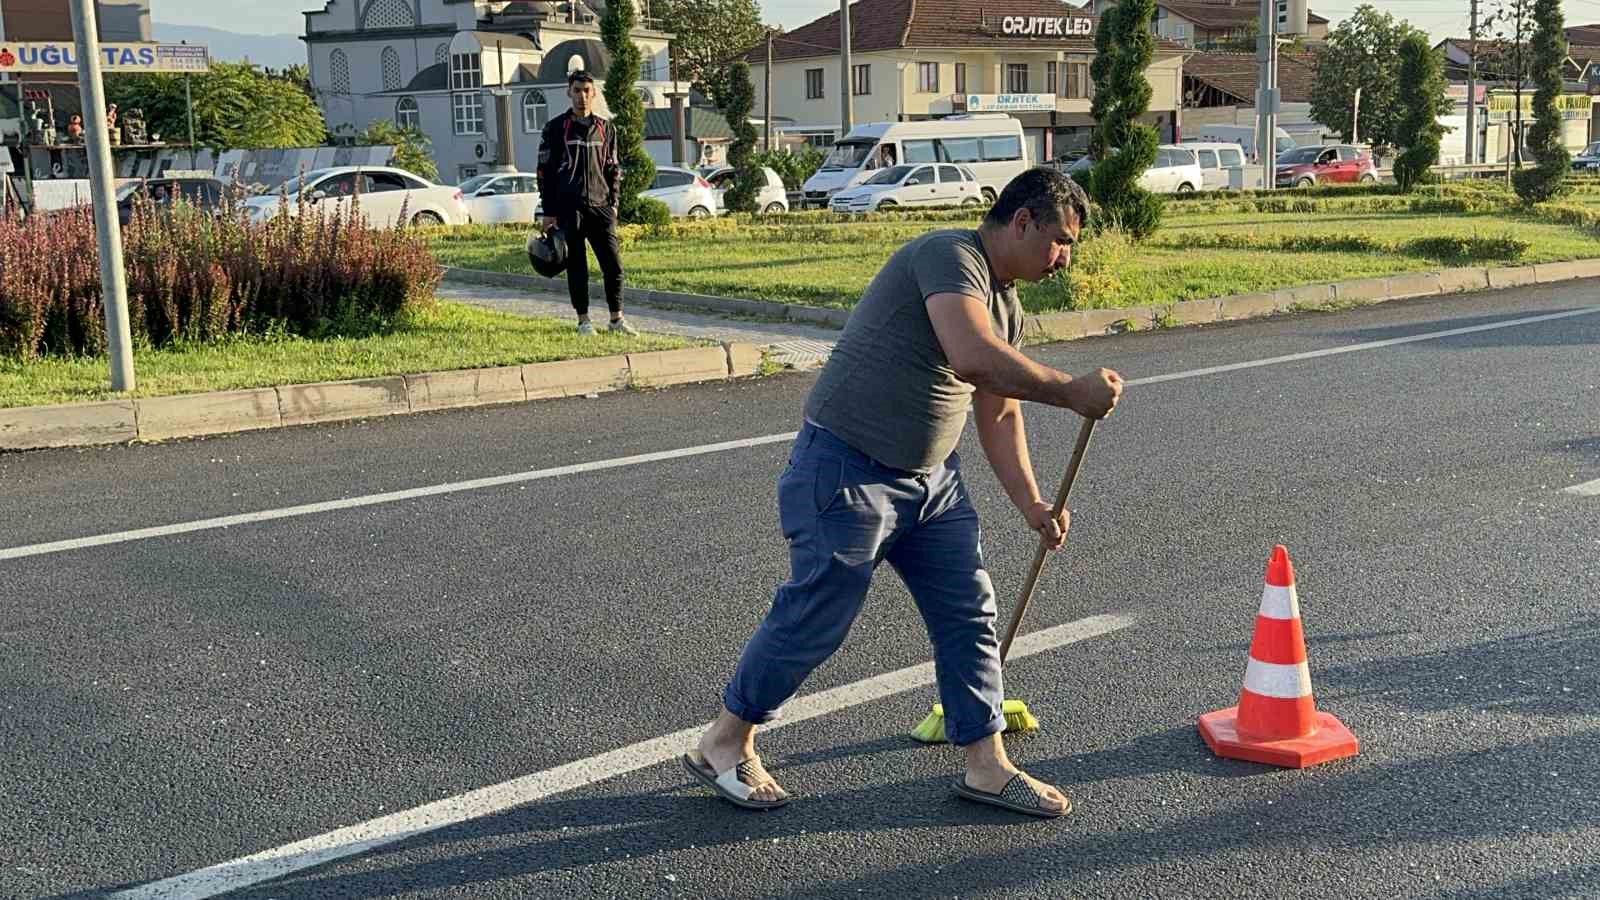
[707,165,790,214]
[640,166,721,217]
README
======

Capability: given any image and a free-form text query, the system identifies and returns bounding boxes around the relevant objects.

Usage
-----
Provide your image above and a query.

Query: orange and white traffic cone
[1198,545,1360,768]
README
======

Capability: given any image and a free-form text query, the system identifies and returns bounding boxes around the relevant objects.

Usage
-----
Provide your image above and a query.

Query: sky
[146,1,1597,44]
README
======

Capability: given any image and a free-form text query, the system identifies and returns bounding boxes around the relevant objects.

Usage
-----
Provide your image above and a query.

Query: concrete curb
[0,342,765,453]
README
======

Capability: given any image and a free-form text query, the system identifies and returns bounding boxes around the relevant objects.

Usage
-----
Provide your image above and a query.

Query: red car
[1275,144,1378,188]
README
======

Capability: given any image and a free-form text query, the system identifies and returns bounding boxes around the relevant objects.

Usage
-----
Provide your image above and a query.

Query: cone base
[1197,706,1360,769]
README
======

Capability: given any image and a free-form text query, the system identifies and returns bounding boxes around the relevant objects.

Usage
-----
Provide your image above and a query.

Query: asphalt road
[3,282,1598,900]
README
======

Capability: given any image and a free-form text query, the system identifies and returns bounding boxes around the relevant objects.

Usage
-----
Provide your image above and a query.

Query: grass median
[0,302,694,409]
[431,185,1600,313]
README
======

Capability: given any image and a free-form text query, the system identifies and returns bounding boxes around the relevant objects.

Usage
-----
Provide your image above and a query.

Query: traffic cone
[1197,545,1360,768]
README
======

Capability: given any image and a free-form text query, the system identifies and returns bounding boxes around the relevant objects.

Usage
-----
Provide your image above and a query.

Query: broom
[910,416,1099,743]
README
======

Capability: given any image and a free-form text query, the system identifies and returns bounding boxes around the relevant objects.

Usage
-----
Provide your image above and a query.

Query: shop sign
[1000,16,1095,37]
[0,42,210,74]
[964,93,1056,113]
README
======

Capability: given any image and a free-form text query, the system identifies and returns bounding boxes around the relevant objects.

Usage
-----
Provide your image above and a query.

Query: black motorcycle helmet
[527,227,568,278]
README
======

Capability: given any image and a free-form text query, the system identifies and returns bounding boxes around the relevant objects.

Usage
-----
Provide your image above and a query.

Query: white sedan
[707,165,789,214]
[828,163,983,213]
[639,166,721,218]
[459,172,541,224]
[243,166,469,228]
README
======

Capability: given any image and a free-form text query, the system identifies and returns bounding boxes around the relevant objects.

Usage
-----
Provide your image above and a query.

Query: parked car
[1572,141,1600,173]
[1274,144,1378,188]
[458,172,541,224]
[1184,123,1297,164]
[1059,145,1204,194]
[115,176,230,225]
[706,165,789,214]
[640,165,721,217]
[829,162,983,213]
[1179,141,1249,191]
[242,166,469,227]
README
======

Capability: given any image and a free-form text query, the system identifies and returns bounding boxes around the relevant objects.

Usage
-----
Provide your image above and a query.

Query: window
[458,165,479,181]
[315,173,360,197]
[641,58,654,80]
[1006,63,1029,93]
[1219,147,1243,167]
[902,139,939,163]
[980,135,1023,161]
[852,64,871,96]
[381,46,401,91]
[522,89,548,132]
[452,91,484,135]
[395,96,419,129]
[451,53,482,90]
[918,62,939,93]
[1064,61,1091,99]
[329,49,351,95]
[937,164,961,183]
[904,166,933,186]
[1196,149,1218,168]
[1046,61,1058,96]
[366,172,410,192]
[1168,147,1196,166]
[806,68,824,99]
[436,44,449,66]
[940,137,980,162]
[653,170,694,189]
[361,0,416,29]
[954,62,966,94]
[1337,146,1359,161]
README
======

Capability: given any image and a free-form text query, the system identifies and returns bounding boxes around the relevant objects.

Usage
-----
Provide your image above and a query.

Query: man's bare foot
[696,708,787,803]
[962,733,1069,814]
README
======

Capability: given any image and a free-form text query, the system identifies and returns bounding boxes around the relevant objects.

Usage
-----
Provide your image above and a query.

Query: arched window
[329,49,351,94]
[522,89,548,132]
[361,0,415,29]
[381,46,402,91]
[395,96,419,129]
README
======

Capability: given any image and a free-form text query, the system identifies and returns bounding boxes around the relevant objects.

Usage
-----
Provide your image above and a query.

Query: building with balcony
[303,0,673,184]
[742,0,1189,165]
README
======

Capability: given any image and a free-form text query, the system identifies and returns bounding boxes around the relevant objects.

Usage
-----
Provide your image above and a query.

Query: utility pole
[68,0,135,391]
[839,0,853,137]
[765,29,774,152]
[1352,87,1360,146]
[1466,0,1479,165]
[1256,0,1279,190]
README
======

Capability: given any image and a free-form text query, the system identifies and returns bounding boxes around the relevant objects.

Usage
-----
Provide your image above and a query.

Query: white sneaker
[608,317,640,336]
[577,320,596,336]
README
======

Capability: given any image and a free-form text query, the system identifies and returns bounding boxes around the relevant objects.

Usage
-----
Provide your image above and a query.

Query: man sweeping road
[683,168,1123,818]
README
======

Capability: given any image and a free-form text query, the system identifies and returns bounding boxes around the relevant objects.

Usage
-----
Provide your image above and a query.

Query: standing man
[682,168,1123,818]
[536,69,637,336]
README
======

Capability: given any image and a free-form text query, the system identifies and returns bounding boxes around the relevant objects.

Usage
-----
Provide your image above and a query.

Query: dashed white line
[1563,478,1600,497]
[110,612,1137,899]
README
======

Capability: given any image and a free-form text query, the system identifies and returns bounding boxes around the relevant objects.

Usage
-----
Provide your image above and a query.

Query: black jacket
[536,110,621,215]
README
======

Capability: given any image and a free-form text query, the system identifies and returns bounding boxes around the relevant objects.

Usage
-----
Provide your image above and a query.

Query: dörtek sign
[0,42,210,73]
[1001,16,1095,37]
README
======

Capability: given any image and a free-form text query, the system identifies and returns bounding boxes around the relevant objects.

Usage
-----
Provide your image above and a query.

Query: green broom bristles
[910,700,1040,744]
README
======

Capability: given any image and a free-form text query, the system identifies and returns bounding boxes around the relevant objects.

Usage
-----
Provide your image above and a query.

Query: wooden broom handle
[998,416,1098,664]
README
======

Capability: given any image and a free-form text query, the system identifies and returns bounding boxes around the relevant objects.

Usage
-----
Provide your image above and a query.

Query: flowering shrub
[0,193,440,361]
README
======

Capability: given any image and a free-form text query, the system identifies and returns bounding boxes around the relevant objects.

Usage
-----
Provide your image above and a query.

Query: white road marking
[7,305,1598,563]
[1563,478,1600,497]
[111,612,1136,899]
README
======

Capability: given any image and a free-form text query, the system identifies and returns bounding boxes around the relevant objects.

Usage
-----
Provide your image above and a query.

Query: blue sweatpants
[724,421,1007,747]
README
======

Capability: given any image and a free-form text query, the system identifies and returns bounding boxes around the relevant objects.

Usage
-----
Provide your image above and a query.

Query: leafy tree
[1310,5,1450,156]
[1483,0,1535,175]
[1514,0,1570,202]
[106,62,326,151]
[1392,34,1447,191]
[357,119,439,182]
[652,0,766,97]
[601,0,657,223]
[1087,0,1162,240]
[717,61,761,212]
[753,145,824,190]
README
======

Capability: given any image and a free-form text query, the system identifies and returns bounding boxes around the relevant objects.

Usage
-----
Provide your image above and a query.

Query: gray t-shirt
[803,228,1025,473]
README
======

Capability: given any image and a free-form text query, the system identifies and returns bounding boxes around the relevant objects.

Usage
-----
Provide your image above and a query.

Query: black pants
[559,202,624,318]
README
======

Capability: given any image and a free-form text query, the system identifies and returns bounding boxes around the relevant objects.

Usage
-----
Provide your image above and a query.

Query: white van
[1180,141,1250,191]
[1184,124,1295,164]
[801,115,1030,209]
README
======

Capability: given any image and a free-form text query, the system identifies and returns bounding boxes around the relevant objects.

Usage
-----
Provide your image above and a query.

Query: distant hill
[152,23,304,70]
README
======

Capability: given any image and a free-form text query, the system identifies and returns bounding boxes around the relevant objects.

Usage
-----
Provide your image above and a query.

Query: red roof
[748,0,1183,64]
[1161,1,1326,30]
[1183,49,1320,104]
